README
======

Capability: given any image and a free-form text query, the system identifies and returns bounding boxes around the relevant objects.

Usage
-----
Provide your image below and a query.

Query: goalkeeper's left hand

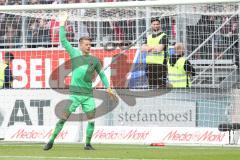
[106,88,118,102]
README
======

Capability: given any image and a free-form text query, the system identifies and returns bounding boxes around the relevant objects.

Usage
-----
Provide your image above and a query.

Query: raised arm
[59,12,79,58]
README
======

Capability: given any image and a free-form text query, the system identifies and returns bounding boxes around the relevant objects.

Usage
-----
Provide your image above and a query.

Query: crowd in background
[0,0,143,49]
[187,14,239,60]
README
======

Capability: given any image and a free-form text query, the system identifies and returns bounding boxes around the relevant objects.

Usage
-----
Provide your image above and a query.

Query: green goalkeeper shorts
[67,94,95,113]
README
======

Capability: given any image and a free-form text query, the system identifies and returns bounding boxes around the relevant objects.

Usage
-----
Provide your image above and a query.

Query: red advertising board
[2,49,136,88]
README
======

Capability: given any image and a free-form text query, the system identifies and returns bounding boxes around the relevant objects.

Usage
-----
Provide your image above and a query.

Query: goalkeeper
[43,12,117,151]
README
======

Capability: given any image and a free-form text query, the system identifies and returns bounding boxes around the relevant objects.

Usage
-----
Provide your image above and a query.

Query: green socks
[49,119,66,143]
[49,120,95,145]
[86,122,95,145]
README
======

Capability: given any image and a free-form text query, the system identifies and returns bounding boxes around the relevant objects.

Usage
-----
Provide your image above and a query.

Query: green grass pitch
[0,143,240,160]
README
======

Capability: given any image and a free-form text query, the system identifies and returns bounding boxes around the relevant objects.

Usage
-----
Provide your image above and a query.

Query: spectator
[75,9,89,41]
[27,20,38,48]
[141,17,168,88]
[65,21,75,42]
[4,25,21,48]
[68,0,77,3]
[120,19,136,41]
[77,21,89,41]
[0,0,5,5]
[2,13,22,48]
[29,0,39,5]
[0,13,6,48]
[111,21,124,42]
[0,52,14,88]
[49,16,60,47]
[41,0,55,4]
[37,19,51,47]
[7,0,21,5]
[168,43,195,88]
[228,21,239,66]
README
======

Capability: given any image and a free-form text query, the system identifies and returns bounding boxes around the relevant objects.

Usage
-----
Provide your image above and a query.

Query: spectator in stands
[219,17,239,60]
[65,21,75,42]
[0,52,14,88]
[141,17,168,88]
[168,43,195,88]
[68,0,77,3]
[37,19,51,47]
[111,21,124,42]
[77,21,89,41]
[41,0,55,4]
[14,15,22,46]
[1,13,22,48]
[3,24,21,48]
[8,0,21,5]
[79,0,95,2]
[49,16,60,47]
[0,13,6,48]
[228,21,239,66]
[29,0,39,5]
[195,14,215,59]
[64,0,84,3]
[220,16,231,46]
[0,0,6,5]
[27,20,38,48]
[119,19,136,42]
[75,9,89,42]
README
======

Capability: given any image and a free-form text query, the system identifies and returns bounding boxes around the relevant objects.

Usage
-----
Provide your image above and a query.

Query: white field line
[0,143,240,149]
[0,156,169,160]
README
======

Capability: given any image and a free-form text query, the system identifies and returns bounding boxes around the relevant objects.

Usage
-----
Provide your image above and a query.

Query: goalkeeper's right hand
[59,11,68,26]
[106,88,118,102]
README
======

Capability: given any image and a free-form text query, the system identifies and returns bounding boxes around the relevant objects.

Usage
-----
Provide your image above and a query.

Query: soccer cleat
[84,144,95,150]
[43,142,53,151]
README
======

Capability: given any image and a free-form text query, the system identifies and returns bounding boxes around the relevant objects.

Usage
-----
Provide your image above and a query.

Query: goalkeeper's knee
[62,111,70,120]
[86,111,95,120]
[88,119,95,124]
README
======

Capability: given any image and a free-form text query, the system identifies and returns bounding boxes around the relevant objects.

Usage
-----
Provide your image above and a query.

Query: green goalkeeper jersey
[60,26,110,95]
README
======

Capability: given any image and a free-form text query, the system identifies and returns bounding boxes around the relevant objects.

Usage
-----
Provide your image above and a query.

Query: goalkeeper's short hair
[79,36,92,43]
[151,17,160,23]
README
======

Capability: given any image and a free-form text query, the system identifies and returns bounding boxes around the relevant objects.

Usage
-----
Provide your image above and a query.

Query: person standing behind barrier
[142,17,168,88]
[168,43,195,88]
[0,52,14,88]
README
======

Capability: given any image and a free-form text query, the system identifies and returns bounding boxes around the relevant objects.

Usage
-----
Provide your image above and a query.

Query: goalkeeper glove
[59,11,68,26]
